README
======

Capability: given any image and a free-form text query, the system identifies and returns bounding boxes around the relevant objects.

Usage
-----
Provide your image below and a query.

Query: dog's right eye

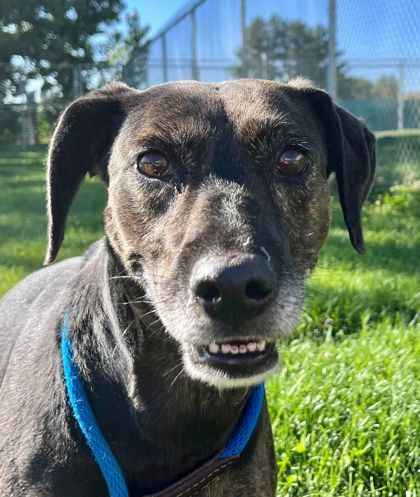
[277,148,308,176]
[137,153,172,178]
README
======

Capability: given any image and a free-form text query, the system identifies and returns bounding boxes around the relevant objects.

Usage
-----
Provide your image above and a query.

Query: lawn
[0,142,419,496]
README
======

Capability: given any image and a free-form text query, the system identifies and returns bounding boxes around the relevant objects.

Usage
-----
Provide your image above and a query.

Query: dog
[0,78,375,496]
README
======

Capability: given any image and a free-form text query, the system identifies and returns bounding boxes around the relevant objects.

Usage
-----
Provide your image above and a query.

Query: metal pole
[327,0,337,99]
[72,63,82,98]
[26,92,37,145]
[162,35,168,82]
[260,52,268,79]
[240,0,247,77]
[191,9,199,80]
[19,82,28,147]
[397,60,405,130]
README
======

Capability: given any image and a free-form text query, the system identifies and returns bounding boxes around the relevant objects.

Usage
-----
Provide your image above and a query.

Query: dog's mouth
[183,338,278,388]
[202,339,275,365]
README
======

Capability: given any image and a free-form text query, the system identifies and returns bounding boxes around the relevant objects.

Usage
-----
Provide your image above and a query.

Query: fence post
[191,8,199,80]
[17,81,28,147]
[72,63,82,98]
[397,60,405,130]
[162,34,168,82]
[240,0,248,77]
[26,92,38,145]
[327,0,337,99]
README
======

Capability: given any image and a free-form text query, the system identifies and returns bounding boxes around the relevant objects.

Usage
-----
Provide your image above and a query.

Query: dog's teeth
[207,340,270,356]
[208,342,219,354]
[221,344,231,354]
[247,342,257,352]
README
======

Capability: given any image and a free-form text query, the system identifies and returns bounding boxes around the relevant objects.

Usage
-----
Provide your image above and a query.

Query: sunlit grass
[0,145,419,496]
[0,147,106,294]
[269,318,419,496]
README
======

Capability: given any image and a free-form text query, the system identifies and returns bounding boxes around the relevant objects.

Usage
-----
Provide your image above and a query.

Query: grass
[269,319,419,496]
[0,146,107,294]
[0,144,419,496]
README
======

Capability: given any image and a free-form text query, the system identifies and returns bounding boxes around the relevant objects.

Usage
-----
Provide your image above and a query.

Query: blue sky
[123,0,188,37]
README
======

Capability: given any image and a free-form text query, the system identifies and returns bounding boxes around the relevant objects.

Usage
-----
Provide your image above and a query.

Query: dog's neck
[69,240,249,493]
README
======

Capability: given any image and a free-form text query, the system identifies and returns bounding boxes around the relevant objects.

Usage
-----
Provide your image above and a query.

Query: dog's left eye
[277,148,308,176]
[137,153,172,178]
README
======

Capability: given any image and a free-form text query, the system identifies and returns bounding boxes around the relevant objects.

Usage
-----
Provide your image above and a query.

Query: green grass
[269,319,419,496]
[0,144,419,496]
[0,146,106,294]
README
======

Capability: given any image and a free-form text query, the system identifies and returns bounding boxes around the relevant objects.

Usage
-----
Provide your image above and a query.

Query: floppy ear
[44,82,134,265]
[292,82,376,253]
[330,103,376,253]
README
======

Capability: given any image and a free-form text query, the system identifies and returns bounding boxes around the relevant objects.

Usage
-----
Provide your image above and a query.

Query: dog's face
[45,79,375,388]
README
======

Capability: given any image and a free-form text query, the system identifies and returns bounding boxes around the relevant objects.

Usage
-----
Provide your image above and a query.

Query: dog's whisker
[169,365,185,389]
[146,317,166,329]
[140,309,159,319]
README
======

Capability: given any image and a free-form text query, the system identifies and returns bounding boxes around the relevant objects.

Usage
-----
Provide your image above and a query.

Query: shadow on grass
[0,159,107,277]
[0,178,106,218]
[323,231,420,278]
[297,190,419,339]
[299,282,418,341]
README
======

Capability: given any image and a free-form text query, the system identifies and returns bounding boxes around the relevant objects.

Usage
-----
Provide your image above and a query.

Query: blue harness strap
[61,310,265,497]
[61,310,129,497]
[220,383,264,459]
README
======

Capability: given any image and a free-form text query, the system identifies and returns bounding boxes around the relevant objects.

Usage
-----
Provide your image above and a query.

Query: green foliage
[0,109,20,145]
[337,75,374,100]
[341,100,419,132]
[338,74,400,102]
[37,106,57,144]
[103,10,151,88]
[371,76,398,100]
[374,130,420,189]
[234,15,401,105]
[0,141,418,495]
[234,15,329,86]
[0,0,125,98]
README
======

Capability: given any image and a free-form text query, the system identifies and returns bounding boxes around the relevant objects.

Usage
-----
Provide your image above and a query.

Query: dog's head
[45,79,375,388]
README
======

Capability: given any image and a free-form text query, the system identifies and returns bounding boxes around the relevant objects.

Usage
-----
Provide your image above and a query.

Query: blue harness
[61,311,265,497]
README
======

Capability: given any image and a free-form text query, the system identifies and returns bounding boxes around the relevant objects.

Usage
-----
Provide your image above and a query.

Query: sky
[123,0,188,37]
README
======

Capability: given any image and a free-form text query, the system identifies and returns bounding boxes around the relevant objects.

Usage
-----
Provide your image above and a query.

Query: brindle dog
[0,79,375,496]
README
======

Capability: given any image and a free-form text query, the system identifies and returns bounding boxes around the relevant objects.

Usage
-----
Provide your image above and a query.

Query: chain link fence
[1,0,419,175]
[0,62,126,146]
[142,0,420,173]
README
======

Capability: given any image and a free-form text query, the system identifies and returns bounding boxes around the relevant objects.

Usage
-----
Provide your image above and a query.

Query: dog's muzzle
[182,253,280,388]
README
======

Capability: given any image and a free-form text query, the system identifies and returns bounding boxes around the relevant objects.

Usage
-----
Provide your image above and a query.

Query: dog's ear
[289,80,376,253]
[45,82,134,265]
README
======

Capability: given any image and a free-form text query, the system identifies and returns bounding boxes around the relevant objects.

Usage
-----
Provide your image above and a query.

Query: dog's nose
[190,254,277,324]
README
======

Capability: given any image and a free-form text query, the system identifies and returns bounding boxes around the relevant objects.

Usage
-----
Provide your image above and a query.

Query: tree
[372,76,398,100]
[338,74,374,100]
[0,0,125,100]
[234,15,329,87]
[234,15,393,104]
[102,10,151,88]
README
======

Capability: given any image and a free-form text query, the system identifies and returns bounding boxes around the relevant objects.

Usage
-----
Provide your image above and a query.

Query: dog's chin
[181,340,279,389]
